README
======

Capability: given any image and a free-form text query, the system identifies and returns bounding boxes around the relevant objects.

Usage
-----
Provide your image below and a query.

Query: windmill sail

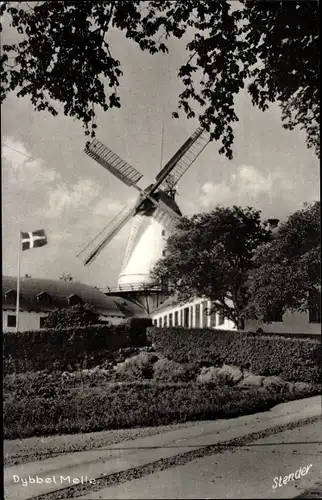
[160,128,209,190]
[151,127,205,193]
[77,206,135,266]
[84,139,143,188]
[120,214,144,272]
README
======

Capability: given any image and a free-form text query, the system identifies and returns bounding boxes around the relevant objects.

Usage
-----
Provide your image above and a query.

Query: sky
[2,13,319,288]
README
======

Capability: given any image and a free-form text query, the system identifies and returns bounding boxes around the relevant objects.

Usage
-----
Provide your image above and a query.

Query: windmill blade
[85,139,143,188]
[120,214,144,272]
[77,206,136,266]
[160,127,209,190]
[151,127,207,194]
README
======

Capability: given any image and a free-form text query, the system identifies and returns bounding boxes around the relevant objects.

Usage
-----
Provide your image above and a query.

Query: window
[37,292,52,305]
[169,313,173,326]
[195,304,200,328]
[202,301,208,327]
[68,294,83,306]
[309,290,321,323]
[7,314,16,327]
[174,311,179,326]
[39,316,48,329]
[218,310,225,326]
[180,309,184,326]
[5,289,17,303]
[158,317,162,327]
[163,315,167,327]
[161,229,166,236]
[210,311,217,327]
[267,304,283,323]
[183,307,189,327]
[162,250,166,257]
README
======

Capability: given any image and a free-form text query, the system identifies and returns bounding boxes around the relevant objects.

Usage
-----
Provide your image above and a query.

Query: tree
[44,303,102,329]
[245,201,321,322]
[151,205,272,329]
[59,272,73,282]
[0,1,319,159]
[24,273,31,278]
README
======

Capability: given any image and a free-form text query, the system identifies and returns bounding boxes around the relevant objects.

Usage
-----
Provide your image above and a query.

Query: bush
[44,303,102,329]
[147,328,321,383]
[153,358,195,382]
[114,352,158,380]
[4,370,320,439]
[4,318,152,374]
[0,380,290,439]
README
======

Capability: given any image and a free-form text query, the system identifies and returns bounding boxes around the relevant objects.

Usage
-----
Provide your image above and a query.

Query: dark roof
[152,295,184,314]
[2,276,148,318]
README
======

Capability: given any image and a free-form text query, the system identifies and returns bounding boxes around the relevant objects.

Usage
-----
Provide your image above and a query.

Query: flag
[21,229,47,251]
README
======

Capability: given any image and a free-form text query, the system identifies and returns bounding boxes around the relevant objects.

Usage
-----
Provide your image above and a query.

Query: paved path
[4,396,321,500]
[82,419,321,499]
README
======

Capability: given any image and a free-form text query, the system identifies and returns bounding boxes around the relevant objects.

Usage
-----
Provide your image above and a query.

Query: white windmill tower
[77,126,209,312]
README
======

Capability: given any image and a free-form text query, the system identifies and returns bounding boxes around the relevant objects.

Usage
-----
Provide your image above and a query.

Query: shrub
[197,367,220,384]
[114,352,158,381]
[44,303,102,329]
[4,318,152,374]
[196,365,240,386]
[147,328,321,383]
[1,381,290,439]
[153,358,194,382]
[4,370,320,439]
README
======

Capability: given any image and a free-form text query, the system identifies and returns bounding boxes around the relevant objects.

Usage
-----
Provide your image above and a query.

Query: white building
[151,293,321,335]
[151,296,236,330]
[3,276,149,332]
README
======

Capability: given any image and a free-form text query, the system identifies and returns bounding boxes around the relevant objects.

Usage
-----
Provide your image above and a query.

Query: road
[4,396,321,500]
[76,419,322,499]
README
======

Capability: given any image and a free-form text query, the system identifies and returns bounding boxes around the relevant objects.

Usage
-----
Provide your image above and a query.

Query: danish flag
[21,229,48,251]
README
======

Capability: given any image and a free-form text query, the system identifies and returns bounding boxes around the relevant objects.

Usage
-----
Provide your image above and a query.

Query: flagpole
[16,230,21,333]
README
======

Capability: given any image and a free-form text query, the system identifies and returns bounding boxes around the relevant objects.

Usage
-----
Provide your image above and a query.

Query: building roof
[152,294,184,314]
[2,276,148,318]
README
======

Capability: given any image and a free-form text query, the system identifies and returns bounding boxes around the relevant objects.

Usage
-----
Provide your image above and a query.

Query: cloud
[199,164,297,216]
[93,195,137,217]
[44,179,101,218]
[2,137,60,190]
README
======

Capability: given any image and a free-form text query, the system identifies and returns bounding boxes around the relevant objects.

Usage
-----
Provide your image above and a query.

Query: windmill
[77,125,210,299]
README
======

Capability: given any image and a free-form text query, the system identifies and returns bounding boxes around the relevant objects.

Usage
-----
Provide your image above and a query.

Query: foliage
[0,1,319,158]
[44,303,101,329]
[114,352,158,380]
[245,201,321,321]
[151,205,272,329]
[147,327,321,383]
[3,318,151,374]
[153,358,196,382]
[4,377,305,439]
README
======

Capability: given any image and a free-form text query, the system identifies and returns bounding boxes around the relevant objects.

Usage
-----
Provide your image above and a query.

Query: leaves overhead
[1,1,319,158]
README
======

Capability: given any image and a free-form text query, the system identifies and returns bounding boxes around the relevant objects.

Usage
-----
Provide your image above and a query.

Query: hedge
[147,328,321,384]
[3,318,151,374]
[3,380,295,439]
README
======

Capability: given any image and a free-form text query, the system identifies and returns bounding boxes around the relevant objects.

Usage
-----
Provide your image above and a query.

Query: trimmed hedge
[147,328,321,384]
[4,318,151,374]
[3,380,296,439]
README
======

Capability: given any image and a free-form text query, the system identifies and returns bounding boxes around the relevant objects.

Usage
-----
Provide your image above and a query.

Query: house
[151,291,321,335]
[2,276,148,332]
